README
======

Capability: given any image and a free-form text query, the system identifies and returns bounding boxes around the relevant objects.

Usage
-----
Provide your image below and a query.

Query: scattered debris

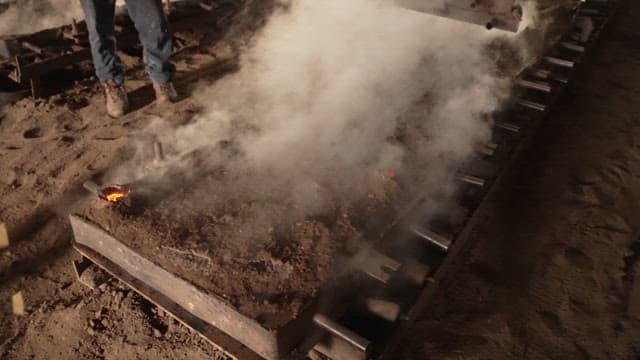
[11,291,25,315]
[0,222,9,249]
[22,127,42,139]
[153,141,165,162]
[72,257,109,290]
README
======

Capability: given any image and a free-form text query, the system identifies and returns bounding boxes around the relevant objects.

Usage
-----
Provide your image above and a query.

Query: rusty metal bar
[517,99,547,112]
[531,68,569,84]
[516,79,553,93]
[494,120,520,133]
[544,56,575,68]
[411,225,452,252]
[455,173,486,187]
[313,314,371,353]
[561,41,586,53]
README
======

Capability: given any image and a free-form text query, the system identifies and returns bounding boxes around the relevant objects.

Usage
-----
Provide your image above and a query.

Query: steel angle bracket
[395,0,522,32]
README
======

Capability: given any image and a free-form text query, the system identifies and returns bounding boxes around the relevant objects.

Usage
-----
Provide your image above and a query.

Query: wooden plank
[70,215,284,359]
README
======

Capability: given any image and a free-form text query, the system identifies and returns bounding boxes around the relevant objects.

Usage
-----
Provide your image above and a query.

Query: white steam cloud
[113,0,516,222]
[0,0,84,35]
[0,0,187,36]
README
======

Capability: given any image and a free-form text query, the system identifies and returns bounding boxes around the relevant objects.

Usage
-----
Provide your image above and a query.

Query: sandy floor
[0,84,236,360]
[399,1,640,358]
[1,1,639,360]
[0,9,242,360]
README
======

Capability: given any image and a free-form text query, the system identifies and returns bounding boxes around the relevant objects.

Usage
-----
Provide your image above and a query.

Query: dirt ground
[1,2,640,360]
[399,2,640,359]
[0,3,260,359]
[77,170,397,330]
[0,59,237,360]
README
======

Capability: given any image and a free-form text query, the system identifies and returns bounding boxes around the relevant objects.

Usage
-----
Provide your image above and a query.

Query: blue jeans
[80,0,175,85]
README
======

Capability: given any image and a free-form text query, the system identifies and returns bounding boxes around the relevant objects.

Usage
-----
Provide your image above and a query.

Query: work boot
[153,81,178,104]
[103,80,129,118]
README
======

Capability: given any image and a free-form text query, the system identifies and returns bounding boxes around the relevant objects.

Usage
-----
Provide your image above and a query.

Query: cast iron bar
[313,314,371,353]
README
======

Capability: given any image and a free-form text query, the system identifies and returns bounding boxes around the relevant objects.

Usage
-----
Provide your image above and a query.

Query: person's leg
[124,0,175,84]
[79,0,125,85]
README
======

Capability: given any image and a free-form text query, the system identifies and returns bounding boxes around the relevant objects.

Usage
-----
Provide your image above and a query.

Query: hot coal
[79,167,402,330]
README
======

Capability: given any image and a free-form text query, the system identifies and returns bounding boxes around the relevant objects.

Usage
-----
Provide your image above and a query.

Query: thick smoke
[0,0,84,35]
[113,0,516,223]
[0,0,185,36]
[518,0,584,45]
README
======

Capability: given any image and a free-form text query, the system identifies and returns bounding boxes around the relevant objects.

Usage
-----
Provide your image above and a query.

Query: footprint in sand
[23,127,42,139]
[537,311,565,337]
[595,212,632,234]
[564,247,594,271]
[601,159,631,184]
[0,168,16,186]
[60,136,75,144]
[574,166,602,185]
[566,184,602,206]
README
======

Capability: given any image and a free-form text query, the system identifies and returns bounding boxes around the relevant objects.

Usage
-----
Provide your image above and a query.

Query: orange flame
[102,187,128,203]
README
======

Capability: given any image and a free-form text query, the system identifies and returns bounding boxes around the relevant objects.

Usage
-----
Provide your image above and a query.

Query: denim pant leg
[125,0,175,84]
[80,0,125,85]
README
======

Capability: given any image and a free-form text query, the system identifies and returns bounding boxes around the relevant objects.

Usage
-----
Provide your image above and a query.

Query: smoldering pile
[79,0,536,331]
[109,0,525,221]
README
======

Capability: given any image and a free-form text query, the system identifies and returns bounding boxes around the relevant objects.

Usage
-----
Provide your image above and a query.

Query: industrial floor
[400,1,640,358]
[1,1,639,360]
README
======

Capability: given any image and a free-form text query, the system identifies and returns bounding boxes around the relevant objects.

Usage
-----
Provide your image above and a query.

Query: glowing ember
[101,186,129,203]
[383,170,397,179]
